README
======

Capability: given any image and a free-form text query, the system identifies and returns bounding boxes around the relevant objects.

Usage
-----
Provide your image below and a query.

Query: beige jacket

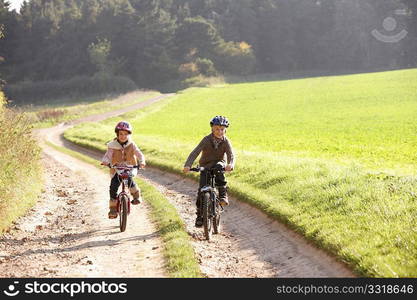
[102,138,145,176]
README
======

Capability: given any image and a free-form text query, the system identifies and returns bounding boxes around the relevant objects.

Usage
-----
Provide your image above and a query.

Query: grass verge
[44,141,202,278]
[0,167,43,234]
[0,92,44,234]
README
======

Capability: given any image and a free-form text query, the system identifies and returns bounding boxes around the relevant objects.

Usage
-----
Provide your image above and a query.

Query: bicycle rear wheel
[119,195,128,232]
[202,192,212,240]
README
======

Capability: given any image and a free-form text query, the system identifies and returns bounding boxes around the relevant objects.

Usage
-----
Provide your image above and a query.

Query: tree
[175,16,222,61]
[131,1,177,86]
[1,0,415,90]
[0,0,17,82]
[195,57,217,76]
[215,41,255,75]
[88,38,113,75]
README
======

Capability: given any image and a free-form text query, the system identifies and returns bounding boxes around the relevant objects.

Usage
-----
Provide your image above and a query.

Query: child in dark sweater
[183,116,235,227]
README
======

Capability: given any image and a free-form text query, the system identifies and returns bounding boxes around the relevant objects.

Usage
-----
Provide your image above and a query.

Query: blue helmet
[210,116,230,128]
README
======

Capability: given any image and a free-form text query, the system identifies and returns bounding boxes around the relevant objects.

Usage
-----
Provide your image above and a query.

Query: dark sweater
[184,133,235,168]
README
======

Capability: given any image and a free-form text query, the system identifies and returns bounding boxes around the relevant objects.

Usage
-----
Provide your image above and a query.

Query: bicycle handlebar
[107,164,142,170]
[189,166,225,172]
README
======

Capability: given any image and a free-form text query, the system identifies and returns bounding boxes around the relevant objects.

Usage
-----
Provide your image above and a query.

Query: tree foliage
[0,0,415,93]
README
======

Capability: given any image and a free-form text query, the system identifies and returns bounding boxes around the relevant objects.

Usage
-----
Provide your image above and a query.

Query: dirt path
[47,140,355,278]
[1,91,355,278]
[0,152,165,277]
[0,92,172,278]
[139,169,356,278]
[47,121,355,276]
[66,92,172,125]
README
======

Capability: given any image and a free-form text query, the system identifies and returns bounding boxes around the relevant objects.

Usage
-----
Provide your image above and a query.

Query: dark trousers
[196,162,227,210]
[198,162,227,188]
[109,173,137,199]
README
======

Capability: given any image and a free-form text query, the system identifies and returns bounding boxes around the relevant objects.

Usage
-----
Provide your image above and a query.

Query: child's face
[212,125,226,139]
[117,130,130,143]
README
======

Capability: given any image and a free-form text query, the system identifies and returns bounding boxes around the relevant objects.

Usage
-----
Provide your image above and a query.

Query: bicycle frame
[191,166,224,239]
[109,164,139,214]
[114,167,136,215]
[195,166,222,198]
[201,169,220,208]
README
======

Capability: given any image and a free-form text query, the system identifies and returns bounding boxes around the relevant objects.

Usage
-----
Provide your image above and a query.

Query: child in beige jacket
[101,121,146,219]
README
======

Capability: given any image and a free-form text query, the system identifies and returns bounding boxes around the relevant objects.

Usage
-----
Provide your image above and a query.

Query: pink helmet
[115,121,132,134]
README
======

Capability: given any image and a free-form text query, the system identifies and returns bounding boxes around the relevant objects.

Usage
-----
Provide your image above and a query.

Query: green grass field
[65,68,417,277]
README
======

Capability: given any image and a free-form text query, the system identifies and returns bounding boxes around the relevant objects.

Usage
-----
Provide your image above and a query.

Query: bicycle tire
[202,192,212,240]
[119,195,128,232]
[213,200,221,234]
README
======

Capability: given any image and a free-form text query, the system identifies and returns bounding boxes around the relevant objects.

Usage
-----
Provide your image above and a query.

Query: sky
[8,0,26,12]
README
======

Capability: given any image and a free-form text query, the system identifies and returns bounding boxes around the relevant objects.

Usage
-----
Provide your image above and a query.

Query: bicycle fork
[117,180,131,215]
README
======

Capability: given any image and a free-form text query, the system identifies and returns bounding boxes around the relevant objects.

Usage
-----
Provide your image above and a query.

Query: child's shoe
[131,196,142,205]
[108,198,118,219]
[131,191,142,205]
[195,209,203,227]
[219,198,229,206]
[195,216,203,227]
[218,186,229,206]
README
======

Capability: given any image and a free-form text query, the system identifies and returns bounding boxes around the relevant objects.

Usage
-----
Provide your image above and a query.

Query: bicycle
[108,164,141,232]
[190,166,225,240]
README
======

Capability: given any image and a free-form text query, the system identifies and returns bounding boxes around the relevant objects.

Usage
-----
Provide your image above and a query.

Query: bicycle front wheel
[119,195,128,232]
[202,192,212,240]
[213,201,221,234]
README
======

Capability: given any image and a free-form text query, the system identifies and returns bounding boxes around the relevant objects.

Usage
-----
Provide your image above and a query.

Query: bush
[215,41,256,76]
[181,75,224,88]
[195,58,217,77]
[178,62,199,80]
[36,109,67,122]
[0,91,42,232]
[0,91,4,111]
[4,75,137,105]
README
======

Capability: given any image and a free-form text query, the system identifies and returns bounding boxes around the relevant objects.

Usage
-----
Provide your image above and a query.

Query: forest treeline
[0,0,416,102]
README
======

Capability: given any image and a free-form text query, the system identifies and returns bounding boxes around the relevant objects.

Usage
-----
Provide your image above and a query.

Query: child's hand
[101,162,109,167]
[183,167,190,173]
[225,164,233,172]
[140,163,146,169]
